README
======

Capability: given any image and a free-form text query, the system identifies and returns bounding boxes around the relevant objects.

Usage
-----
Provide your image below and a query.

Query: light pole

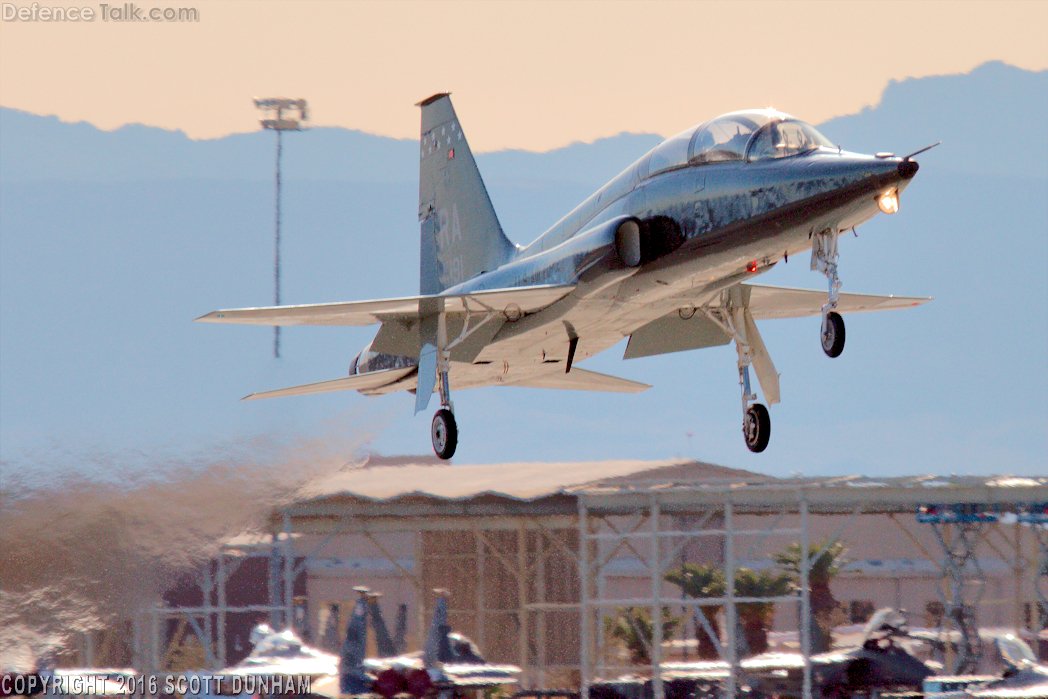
[254,97,308,358]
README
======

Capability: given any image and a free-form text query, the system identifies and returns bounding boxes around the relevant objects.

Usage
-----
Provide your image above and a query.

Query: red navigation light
[747,261,758,273]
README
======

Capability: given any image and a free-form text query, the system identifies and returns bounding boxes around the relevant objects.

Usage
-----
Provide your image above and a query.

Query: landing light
[878,189,899,214]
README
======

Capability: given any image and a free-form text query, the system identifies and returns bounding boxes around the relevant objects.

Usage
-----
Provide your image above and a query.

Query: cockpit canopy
[647,109,835,175]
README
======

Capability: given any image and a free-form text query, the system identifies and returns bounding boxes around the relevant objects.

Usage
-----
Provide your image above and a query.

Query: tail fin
[423,589,454,668]
[339,590,369,694]
[417,93,516,295]
[366,592,396,658]
[393,603,408,655]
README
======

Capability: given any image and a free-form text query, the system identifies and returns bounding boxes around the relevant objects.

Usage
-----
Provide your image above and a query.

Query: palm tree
[734,567,795,655]
[665,564,725,659]
[775,539,849,653]
[606,607,681,666]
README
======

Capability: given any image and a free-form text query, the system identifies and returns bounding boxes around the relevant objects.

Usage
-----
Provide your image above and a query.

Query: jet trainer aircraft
[198,94,931,459]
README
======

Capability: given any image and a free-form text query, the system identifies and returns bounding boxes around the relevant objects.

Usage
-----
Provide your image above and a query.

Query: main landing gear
[812,229,846,358]
[744,403,771,453]
[430,369,458,460]
[737,335,771,454]
[821,311,845,358]
[704,291,780,453]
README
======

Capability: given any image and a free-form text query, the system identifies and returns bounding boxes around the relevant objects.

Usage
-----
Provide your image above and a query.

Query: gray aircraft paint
[199,97,928,457]
[362,104,915,376]
[418,94,517,296]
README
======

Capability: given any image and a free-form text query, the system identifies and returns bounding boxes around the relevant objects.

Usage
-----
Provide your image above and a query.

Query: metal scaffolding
[570,474,1048,699]
[137,530,302,673]
[576,490,812,699]
[171,463,1043,699]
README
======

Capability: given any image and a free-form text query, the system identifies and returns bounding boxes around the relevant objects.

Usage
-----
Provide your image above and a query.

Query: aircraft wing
[505,367,651,393]
[241,367,415,401]
[195,285,574,327]
[742,283,930,319]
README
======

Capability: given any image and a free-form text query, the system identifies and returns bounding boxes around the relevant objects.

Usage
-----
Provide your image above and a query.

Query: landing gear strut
[705,293,778,454]
[431,369,457,459]
[812,229,846,358]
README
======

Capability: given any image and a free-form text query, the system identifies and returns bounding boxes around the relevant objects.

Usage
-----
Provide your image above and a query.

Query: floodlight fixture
[254,97,309,131]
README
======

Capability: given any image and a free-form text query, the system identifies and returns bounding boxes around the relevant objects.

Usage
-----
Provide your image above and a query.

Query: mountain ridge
[4,61,1043,186]
[1,62,1044,475]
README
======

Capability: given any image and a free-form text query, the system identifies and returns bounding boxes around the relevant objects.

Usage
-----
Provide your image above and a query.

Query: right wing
[195,285,574,327]
[242,364,649,401]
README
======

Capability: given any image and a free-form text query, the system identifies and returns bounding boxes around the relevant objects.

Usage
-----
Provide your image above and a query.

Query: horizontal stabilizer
[196,285,574,327]
[507,367,650,393]
[241,367,415,401]
[743,284,930,319]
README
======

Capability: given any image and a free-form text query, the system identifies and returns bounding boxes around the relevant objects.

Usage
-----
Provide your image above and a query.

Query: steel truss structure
[134,531,300,673]
[132,467,1045,699]
[574,475,1048,698]
[576,490,812,699]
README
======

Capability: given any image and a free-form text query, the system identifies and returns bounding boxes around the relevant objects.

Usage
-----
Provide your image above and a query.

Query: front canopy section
[695,109,836,163]
[645,109,837,175]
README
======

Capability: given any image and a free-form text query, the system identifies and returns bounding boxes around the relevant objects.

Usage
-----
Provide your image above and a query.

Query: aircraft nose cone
[898,159,919,180]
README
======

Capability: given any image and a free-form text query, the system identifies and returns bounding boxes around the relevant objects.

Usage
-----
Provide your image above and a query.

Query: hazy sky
[1,0,1045,152]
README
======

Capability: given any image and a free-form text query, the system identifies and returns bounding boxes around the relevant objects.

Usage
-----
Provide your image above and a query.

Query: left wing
[195,285,574,327]
[625,283,930,363]
[743,283,930,319]
[239,364,648,402]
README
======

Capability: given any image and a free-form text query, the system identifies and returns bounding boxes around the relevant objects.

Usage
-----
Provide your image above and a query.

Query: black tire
[821,311,846,358]
[743,403,771,453]
[431,408,458,460]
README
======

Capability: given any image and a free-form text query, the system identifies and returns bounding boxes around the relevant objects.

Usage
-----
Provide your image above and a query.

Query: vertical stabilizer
[418,93,516,295]
[393,603,408,655]
[423,590,454,668]
[339,591,369,694]
[367,593,396,658]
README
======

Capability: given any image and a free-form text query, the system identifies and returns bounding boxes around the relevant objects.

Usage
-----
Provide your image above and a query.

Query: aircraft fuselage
[201,99,928,459]
[432,146,916,370]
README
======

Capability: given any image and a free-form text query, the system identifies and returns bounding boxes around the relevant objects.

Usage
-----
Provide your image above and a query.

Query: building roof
[298,458,755,502]
[278,459,1047,531]
[574,473,1048,515]
[281,459,760,526]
